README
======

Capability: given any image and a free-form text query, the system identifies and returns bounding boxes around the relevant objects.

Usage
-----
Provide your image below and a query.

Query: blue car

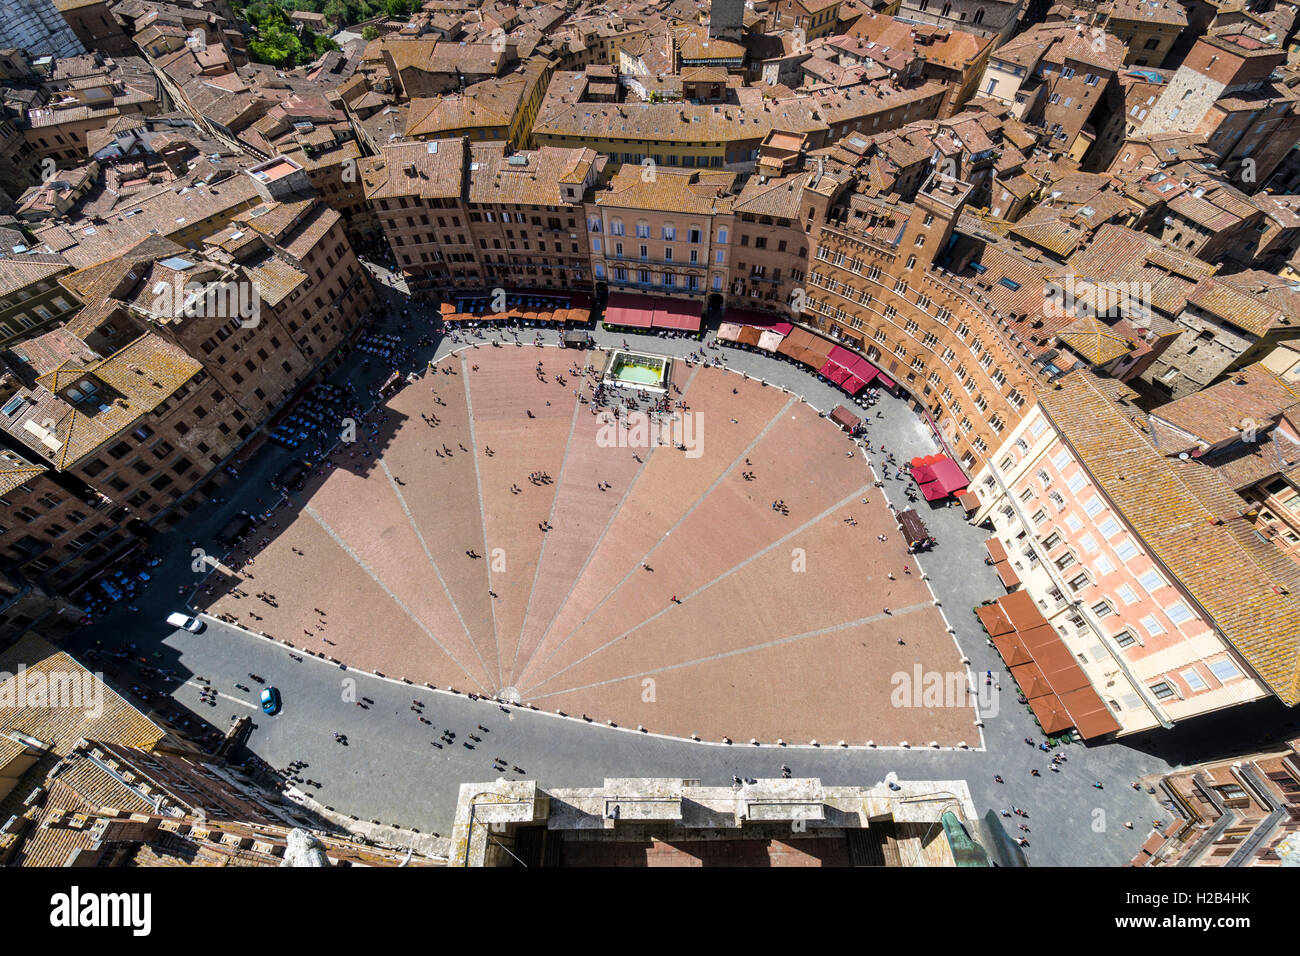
[260,686,281,715]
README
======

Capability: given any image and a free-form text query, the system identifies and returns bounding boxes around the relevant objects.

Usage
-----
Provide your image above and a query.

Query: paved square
[199,346,977,745]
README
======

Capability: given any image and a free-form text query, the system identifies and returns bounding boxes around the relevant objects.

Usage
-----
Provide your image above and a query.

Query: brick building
[466,142,602,293]
[0,253,80,347]
[807,175,1043,469]
[1100,0,1186,67]
[976,23,1124,159]
[0,191,372,597]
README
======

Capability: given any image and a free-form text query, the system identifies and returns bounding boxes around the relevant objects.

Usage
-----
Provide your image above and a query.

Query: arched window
[941,2,951,16]
[717,226,729,244]
[973,7,985,23]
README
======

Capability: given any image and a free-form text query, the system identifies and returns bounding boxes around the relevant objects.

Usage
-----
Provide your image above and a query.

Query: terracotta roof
[594,164,735,215]
[1106,0,1188,25]
[0,452,47,498]
[842,19,993,70]
[1009,215,1086,258]
[1057,314,1137,365]
[1149,363,1300,450]
[0,633,165,755]
[732,170,810,220]
[534,70,946,147]
[1187,277,1284,338]
[466,143,598,205]
[4,331,202,469]
[405,70,533,137]
[0,255,72,298]
[361,138,467,200]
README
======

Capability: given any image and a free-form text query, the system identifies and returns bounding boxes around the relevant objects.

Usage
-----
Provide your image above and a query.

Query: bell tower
[896,173,972,279]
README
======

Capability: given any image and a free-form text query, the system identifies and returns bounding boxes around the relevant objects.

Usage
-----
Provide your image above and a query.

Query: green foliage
[236,0,387,30]
[246,8,304,67]
[361,25,380,41]
[233,1,337,68]
[315,33,340,57]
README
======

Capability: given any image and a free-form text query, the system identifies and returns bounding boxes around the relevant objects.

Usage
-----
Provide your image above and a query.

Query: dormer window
[63,379,100,407]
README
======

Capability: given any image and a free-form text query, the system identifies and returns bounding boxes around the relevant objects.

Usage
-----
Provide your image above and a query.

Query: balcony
[607,275,701,294]
[607,252,701,269]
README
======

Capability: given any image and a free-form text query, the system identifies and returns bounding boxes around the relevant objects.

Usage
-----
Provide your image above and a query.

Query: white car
[165,612,205,633]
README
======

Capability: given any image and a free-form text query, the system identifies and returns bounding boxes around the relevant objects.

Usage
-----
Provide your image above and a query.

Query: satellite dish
[1178,452,1189,460]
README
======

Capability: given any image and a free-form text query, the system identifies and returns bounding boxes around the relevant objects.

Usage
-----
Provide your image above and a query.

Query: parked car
[261,686,282,715]
[165,612,205,633]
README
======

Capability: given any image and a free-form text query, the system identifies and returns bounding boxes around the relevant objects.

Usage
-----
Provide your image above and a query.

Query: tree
[323,0,348,24]
[245,5,305,67]
[385,0,410,19]
[361,25,380,40]
[311,31,339,57]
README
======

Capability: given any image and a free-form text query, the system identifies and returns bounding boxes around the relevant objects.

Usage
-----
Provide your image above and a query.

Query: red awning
[722,310,794,337]
[911,455,968,498]
[1027,694,1076,735]
[995,561,1021,590]
[1062,688,1122,739]
[651,297,702,331]
[998,589,1043,632]
[918,479,948,502]
[818,360,851,385]
[992,630,1034,667]
[803,334,835,366]
[929,457,969,495]
[850,360,878,386]
[605,292,654,328]
[824,347,883,390]
[829,344,860,367]
[1011,661,1055,700]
